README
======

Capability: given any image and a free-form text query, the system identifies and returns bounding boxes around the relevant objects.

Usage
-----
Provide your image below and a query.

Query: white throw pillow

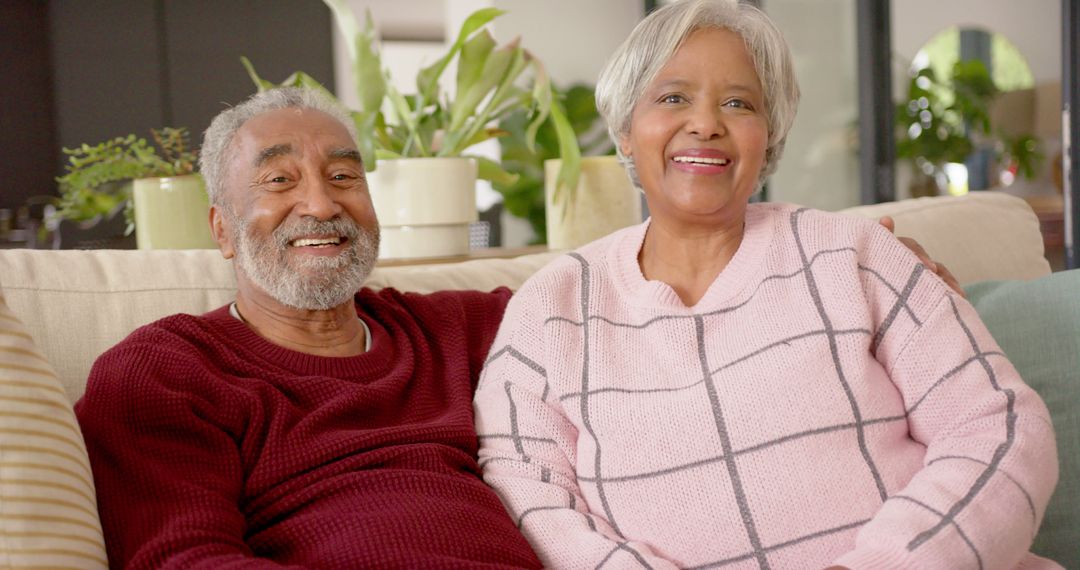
[0,293,107,568]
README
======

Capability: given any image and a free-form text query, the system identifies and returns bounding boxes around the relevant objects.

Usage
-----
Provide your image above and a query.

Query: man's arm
[879,216,964,296]
[76,340,299,569]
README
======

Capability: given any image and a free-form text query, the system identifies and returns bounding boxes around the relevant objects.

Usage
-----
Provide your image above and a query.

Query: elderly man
[75,87,542,568]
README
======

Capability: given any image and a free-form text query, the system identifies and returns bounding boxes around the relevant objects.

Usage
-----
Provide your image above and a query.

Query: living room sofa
[0,191,1075,568]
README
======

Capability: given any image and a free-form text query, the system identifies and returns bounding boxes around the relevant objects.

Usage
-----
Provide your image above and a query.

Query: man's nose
[296,178,343,220]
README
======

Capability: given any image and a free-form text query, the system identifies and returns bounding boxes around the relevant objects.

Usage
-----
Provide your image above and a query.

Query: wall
[0,2,57,212]
[768,0,861,211]
[892,0,1061,83]
[45,0,335,200]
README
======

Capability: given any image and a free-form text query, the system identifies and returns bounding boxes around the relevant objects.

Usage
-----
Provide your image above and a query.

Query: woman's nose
[686,105,726,140]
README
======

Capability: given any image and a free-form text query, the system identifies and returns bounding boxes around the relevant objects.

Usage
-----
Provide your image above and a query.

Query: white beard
[228,210,379,311]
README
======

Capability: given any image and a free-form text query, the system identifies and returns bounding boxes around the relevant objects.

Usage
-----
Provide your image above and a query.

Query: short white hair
[595,0,800,188]
[199,87,357,205]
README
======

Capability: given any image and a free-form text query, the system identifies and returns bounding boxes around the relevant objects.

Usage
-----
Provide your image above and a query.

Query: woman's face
[621,27,769,225]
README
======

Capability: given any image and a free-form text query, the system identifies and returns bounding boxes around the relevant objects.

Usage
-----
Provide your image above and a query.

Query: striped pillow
[0,294,107,568]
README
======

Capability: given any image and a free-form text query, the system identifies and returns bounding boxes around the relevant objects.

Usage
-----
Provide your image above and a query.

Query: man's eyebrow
[254,143,293,167]
[329,148,363,166]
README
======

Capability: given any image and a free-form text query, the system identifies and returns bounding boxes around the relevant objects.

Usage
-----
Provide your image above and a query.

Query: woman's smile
[670,148,734,174]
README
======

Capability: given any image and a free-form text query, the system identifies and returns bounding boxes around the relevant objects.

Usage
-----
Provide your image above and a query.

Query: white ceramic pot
[545,156,642,250]
[367,157,478,259]
[133,174,217,250]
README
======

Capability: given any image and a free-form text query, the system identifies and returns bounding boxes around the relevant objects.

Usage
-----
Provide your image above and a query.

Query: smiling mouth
[672,156,731,166]
[290,237,345,248]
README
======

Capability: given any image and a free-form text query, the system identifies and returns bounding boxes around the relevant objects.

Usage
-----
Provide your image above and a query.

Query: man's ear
[209,204,235,259]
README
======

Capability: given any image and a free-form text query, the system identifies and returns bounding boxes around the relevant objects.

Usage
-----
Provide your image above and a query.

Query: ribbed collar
[198,290,395,380]
[606,203,777,312]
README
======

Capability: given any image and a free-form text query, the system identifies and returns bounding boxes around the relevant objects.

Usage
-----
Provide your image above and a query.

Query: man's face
[211,107,380,311]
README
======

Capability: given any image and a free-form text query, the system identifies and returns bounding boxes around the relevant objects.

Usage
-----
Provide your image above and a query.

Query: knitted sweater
[474,203,1059,570]
[76,287,542,569]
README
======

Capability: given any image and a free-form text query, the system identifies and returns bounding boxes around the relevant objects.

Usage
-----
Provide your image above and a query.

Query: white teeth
[291,237,342,247]
[673,156,730,165]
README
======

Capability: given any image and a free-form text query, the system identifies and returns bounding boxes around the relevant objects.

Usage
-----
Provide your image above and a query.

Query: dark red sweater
[75,287,542,569]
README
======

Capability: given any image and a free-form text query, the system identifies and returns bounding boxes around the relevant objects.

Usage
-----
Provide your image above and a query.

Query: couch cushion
[842,191,1051,284]
[0,292,107,568]
[964,269,1080,568]
[0,250,239,402]
[0,248,561,402]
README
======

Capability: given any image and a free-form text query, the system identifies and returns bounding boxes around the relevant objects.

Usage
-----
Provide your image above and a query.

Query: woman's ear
[619,133,633,158]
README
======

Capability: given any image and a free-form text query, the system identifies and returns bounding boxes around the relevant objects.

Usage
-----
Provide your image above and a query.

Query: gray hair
[595,0,800,188]
[199,87,358,205]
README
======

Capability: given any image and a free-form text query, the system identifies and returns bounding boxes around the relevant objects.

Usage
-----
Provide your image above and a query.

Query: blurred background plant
[493,83,613,243]
[54,127,197,233]
[895,59,1043,197]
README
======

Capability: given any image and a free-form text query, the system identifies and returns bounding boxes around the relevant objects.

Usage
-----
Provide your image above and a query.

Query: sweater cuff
[832,546,918,570]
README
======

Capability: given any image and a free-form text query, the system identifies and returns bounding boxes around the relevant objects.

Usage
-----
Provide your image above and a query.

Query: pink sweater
[475,203,1059,570]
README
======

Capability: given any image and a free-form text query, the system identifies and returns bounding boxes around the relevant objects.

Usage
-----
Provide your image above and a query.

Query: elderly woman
[474,1,1059,568]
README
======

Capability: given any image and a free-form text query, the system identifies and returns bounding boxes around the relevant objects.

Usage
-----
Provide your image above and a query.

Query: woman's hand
[878,216,964,297]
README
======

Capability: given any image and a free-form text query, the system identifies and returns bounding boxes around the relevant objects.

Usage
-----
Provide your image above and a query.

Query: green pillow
[965,269,1080,568]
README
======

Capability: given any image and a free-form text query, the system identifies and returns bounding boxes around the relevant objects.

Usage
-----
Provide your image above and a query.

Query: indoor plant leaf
[240,57,277,92]
[548,98,581,206]
[416,7,505,105]
[449,38,518,136]
[474,155,520,186]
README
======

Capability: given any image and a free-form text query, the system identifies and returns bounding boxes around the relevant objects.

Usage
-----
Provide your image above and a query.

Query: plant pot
[132,174,217,249]
[908,166,947,198]
[367,157,478,259]
[545,156,642,250]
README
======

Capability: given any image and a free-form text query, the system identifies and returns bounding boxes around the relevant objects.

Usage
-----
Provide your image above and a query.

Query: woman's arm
[835,284,1058,569]
[474,295,679,569]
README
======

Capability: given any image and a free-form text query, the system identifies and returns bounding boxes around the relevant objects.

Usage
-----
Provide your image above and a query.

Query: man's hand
[879,216,965,297]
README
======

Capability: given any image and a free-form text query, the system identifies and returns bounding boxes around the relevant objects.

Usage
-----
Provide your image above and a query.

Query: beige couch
[0,191,1051,403]
[0,191,1067,568]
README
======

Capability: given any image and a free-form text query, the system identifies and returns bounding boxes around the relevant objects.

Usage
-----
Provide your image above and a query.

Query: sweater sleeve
[75,336,300,570]
[834,283,1059,569]
[474,289,679,570]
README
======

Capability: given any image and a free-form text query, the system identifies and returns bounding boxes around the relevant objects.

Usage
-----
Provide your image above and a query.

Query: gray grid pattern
[479,208,1029,569]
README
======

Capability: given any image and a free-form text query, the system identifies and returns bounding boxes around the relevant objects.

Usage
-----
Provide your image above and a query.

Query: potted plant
[242,2,580,259]
[493,83,640,250]
[54,128,216,249]
[895,60,1043,197]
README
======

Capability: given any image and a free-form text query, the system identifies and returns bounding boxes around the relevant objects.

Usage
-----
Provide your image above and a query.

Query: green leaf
[474,155,520,186]
[445,43,528,155]
[385,81,427,156]
[548,98,582,206]
[455,28,497,110]
[449,39,518,134]
[322,0,362,61]
[417,7,504,103]
[375,148,403,160]
[524,55,553,152]
[353,12,386,115]
[240,57,276,91]
[351,111,379,173]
